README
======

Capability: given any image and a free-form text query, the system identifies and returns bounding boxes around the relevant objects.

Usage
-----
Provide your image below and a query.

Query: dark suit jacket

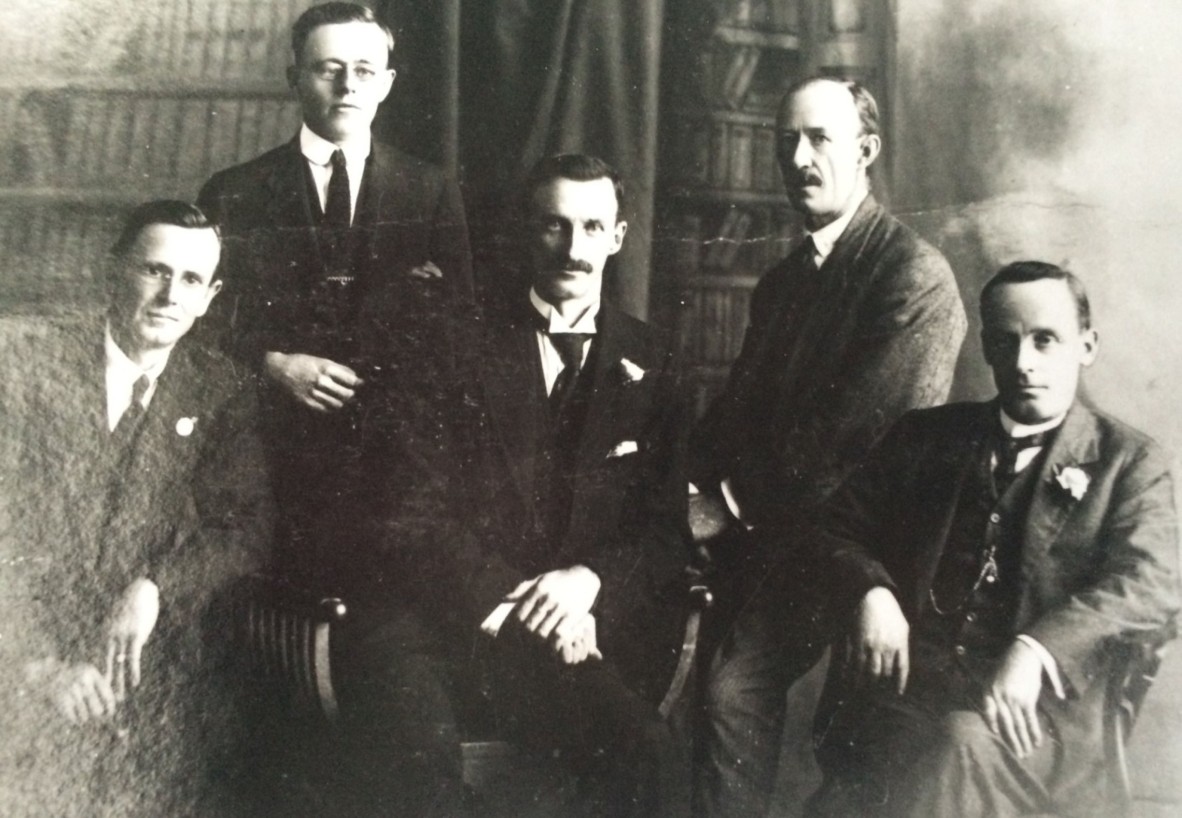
[690,195,967,530]
[0,315,273,813]
[811,400,1180,807]
[197,137,472,373]
[2,314,273,669]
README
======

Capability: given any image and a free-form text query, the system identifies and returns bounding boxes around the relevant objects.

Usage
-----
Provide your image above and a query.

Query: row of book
[3,0,319,82]
[0,205,124,296]
[675,117,784,194]
[4,91,301,190]
[659,210,798,275]
[677,283,753,367]
[724,0,801,32]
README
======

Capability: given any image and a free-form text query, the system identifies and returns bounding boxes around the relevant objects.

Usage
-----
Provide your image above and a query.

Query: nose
[336,68,358,95]
[1015,337,1038,373]
[159,275,183,305]
[792,135,813,169]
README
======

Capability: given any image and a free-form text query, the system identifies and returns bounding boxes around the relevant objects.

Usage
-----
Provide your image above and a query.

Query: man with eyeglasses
[198,2,472,593]
[689,77,967,817]
[0,201,272,815]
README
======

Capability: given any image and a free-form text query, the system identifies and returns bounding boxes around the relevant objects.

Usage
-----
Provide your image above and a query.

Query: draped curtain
[378,0,664,317]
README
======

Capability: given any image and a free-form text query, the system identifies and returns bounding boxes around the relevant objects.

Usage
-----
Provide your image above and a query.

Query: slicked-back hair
[109,200,221,275]
[520,153,627,222]
[291,2,395,65]
[782,76,881,138]
[981,261,1092,331]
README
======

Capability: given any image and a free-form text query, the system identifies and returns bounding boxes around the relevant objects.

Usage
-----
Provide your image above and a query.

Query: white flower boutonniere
[1053,465,1089,501]
[618,358,646,384]
[175,417,197,437]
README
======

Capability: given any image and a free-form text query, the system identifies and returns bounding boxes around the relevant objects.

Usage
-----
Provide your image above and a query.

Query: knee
[934,710,999,758]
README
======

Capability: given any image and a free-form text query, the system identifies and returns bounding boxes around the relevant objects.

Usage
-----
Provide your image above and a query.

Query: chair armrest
[232,575,348,723]
[658,583,715,719]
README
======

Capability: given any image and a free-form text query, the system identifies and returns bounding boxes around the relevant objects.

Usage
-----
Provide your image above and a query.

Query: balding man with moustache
[689,78,967,817]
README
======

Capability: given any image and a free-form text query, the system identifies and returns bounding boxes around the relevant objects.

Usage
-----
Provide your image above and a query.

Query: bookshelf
[0,0,320,313]
[655,0,888,414]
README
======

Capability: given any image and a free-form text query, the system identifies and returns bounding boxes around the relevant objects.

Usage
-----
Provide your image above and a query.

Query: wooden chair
[1105,617,1177,807]
[232,574,713,806]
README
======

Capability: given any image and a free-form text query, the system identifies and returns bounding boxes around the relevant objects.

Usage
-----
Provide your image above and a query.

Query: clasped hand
[505,566,602,665]
[264,352,364,413]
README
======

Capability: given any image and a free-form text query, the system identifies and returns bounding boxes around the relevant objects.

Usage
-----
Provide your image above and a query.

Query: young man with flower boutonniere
[343,153,693,816]
[0,201,273,816]
[802,261,1179,817]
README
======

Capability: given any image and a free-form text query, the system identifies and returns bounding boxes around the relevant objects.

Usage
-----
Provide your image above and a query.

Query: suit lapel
[572,305,632,472]
[913,403,995,607]
[1021,403,1101,565]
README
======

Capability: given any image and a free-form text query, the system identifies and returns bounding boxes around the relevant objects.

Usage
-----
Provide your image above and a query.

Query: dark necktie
[324,149,351,228]
[797,235,820,277]
[112,374,151,448]
[994,430,1050,493]
[547,332,593,416]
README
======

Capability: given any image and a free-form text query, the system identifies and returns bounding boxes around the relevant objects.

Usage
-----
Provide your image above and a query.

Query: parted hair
[981,260,1092,330]
[291,2,395,65]
[520,153,627,222]
[110,200,219,266]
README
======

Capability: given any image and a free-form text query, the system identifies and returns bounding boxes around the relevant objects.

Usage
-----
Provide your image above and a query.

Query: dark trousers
[334,607,681,818]
[809,659,1061,818]
[691,530,827,818]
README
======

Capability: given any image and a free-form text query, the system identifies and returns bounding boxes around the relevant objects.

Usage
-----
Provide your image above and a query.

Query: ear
[193,280,224,318]
[859,134,881,169]
[375,68,396,104]
[1079,328,1099,367]
[609,220,628,256]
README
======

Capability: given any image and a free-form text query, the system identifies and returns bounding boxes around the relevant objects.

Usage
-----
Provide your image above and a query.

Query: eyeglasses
[301,62,389,84]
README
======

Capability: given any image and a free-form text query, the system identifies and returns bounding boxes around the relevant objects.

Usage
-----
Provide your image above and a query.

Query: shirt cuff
[1016,634,1066,699]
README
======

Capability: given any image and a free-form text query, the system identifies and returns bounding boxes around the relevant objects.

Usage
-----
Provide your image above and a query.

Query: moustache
[548,259,594,274]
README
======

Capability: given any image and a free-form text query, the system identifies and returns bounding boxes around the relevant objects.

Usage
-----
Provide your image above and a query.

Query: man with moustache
[340,154,691,816]
[0,201,272,815]
[690,77,967,817]
[197,2,471,590]
[804,262,1178,817]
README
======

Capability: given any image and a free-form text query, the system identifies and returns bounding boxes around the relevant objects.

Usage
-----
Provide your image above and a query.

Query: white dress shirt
[105,326,169,432]
[299,123,370,225]
[807,189,868,269]
[529,288,599,396]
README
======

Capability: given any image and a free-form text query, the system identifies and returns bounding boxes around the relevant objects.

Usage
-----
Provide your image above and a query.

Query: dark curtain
[379,0,664,318]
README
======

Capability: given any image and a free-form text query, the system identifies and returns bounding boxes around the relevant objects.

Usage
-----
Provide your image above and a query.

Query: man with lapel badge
[333,153,693,817]
[197,2,472,592]
[0,201,274,816]
[804,262,1179,816]
[689,77,968,817]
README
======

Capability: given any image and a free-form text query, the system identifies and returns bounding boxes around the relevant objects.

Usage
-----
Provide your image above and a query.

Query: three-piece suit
[808,400,1179,817]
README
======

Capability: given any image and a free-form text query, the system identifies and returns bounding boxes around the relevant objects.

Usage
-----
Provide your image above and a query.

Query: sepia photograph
[1,1,1179,815]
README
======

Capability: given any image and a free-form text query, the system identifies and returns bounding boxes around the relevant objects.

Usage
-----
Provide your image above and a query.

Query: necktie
[324,149,351,228]
[994,430,1050,493]
[547,332,593,416]
[798,235,820,277]
[113,374,151,447]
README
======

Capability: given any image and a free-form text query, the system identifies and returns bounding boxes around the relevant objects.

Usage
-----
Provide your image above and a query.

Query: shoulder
[368,142,456,201]
[170,338,251,405]
[1087,405,1175,476]
[862,207,955,285]
[890,401,990,444]
[201,142,294,195]
[601,304,676,363]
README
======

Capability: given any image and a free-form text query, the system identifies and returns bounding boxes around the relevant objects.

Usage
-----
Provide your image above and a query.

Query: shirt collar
[529,288,599,333]
[999,407,1065,438]
[299,123,371,169]
[105,322,170,382]
[807,189,868,264]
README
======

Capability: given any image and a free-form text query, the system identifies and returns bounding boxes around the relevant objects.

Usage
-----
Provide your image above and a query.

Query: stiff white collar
[529,287,600,333]
[999,407,1065,438]
[808,189,868,265]
[298,123,371,169]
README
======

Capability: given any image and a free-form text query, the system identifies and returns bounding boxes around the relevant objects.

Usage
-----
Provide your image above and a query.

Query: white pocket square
[608,440,639,458]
